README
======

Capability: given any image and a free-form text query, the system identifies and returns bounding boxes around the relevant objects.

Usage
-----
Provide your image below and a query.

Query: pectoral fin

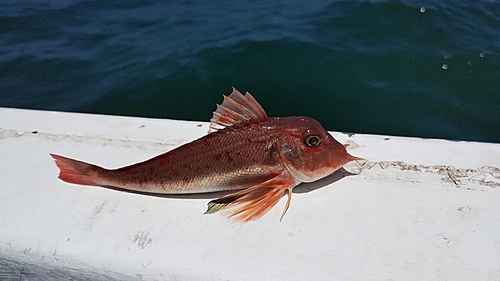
[205,174,298,222]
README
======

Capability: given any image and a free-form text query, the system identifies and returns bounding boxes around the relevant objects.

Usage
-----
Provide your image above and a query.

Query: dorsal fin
[208,88,269,133]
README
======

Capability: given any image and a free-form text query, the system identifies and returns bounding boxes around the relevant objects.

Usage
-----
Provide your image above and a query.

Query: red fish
[51,88,362,222]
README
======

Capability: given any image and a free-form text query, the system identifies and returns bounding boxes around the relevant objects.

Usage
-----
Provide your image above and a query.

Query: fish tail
[50,154,104,186]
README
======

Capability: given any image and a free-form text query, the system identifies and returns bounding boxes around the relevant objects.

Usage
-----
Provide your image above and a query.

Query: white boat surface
[1,107,499,280]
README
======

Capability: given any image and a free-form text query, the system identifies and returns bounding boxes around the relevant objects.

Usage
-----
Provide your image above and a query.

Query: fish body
[51,88,362,221]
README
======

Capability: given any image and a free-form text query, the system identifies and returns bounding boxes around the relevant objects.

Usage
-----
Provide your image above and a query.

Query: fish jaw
[271,116,362,183]
[283,150,360,183]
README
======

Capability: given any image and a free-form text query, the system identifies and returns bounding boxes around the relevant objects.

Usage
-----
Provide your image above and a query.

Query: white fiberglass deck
[1,107,499,280]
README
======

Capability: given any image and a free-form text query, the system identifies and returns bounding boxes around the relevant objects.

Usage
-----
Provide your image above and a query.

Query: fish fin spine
[50,154,103,186]
[208,88,269,133]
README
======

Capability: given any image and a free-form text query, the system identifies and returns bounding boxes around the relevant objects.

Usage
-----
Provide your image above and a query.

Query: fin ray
[208,88,269,134]
[51,154,103,186]
[205,173,298,222]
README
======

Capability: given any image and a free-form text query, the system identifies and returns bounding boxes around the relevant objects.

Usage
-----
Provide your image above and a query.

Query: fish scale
[102,124,280,193]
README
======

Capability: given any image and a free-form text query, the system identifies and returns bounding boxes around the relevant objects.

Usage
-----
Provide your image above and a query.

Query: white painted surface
[1,107,499,281]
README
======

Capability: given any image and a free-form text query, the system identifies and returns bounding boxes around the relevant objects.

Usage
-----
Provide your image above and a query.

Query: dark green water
[1,1,499,142]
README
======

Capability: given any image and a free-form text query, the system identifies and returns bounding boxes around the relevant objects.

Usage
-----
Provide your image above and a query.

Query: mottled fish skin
[98,119,295,194]
[51,88,362,222]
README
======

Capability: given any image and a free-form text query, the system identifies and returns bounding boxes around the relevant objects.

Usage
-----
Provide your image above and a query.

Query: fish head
[274,116,362,183]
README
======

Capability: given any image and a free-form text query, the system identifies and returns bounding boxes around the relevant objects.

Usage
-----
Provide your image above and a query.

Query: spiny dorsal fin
[208,88,268,134]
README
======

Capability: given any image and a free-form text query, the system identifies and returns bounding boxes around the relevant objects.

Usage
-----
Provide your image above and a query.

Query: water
[1,0,499,142]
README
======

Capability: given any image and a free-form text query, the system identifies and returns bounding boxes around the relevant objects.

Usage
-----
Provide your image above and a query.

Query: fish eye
[305,135,321,147]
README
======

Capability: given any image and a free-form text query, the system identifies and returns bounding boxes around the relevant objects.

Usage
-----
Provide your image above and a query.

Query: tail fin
[50,154,103,186]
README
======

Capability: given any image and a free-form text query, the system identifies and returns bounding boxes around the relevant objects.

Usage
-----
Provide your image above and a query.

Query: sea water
[1,0,499,142]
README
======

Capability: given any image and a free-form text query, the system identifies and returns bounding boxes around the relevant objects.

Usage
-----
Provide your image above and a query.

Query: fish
[51,88,362,222]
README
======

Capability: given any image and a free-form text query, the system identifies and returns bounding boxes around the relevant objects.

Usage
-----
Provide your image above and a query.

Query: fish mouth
[282,161,315,183]
[283,153,364,183]
[283,161,337,183]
